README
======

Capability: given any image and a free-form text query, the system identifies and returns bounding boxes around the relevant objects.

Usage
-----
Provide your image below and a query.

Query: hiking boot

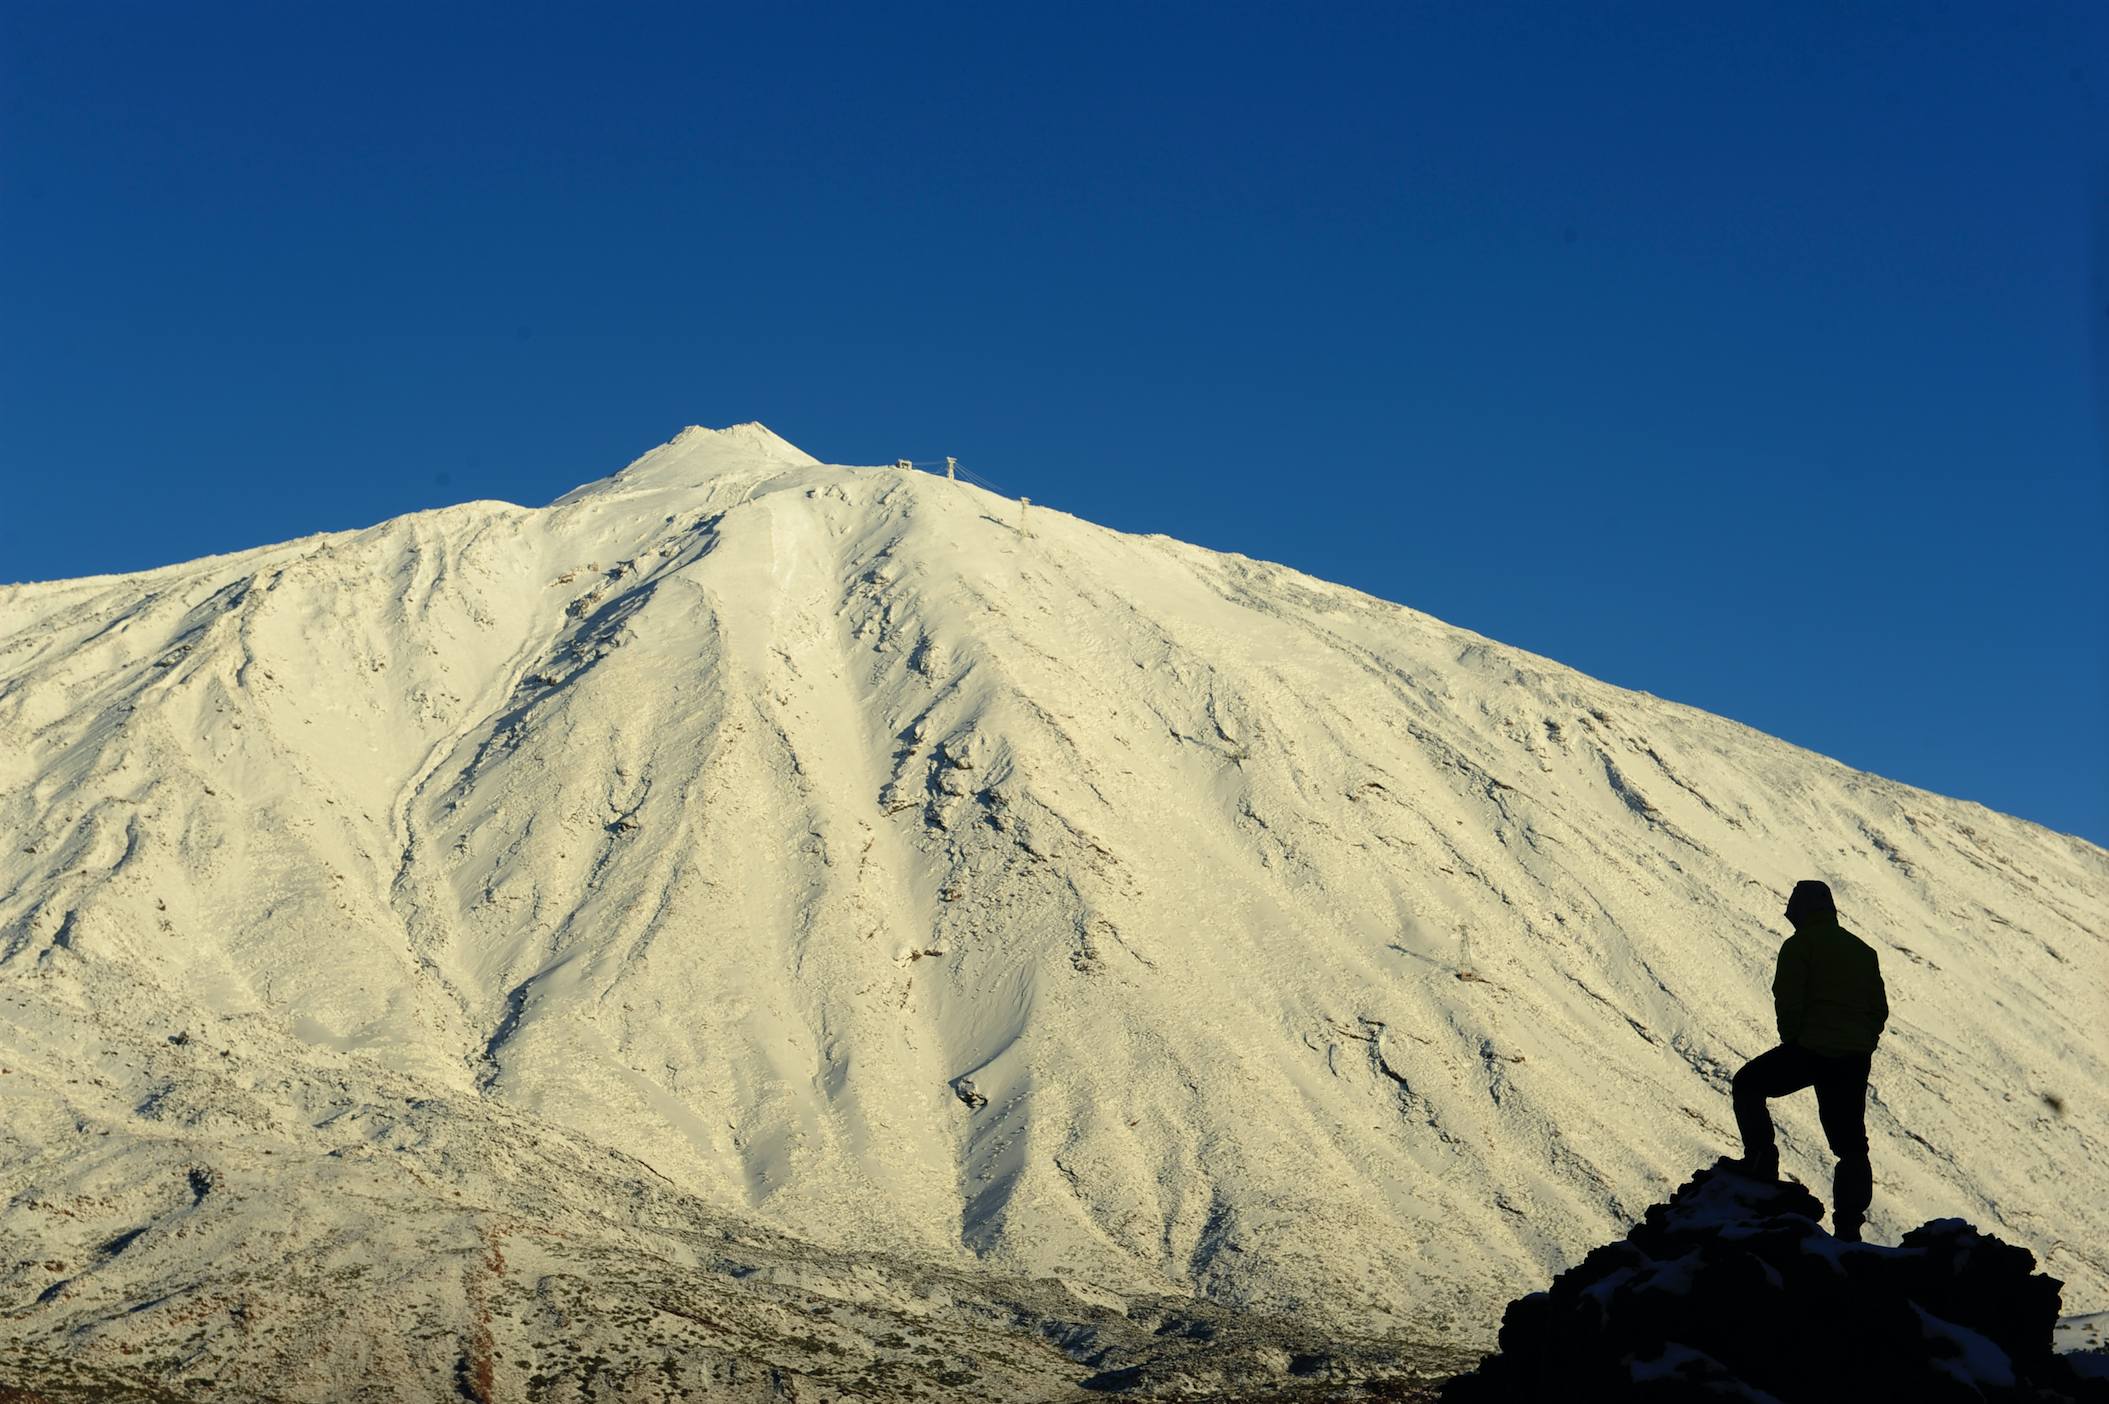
[1833,1214,1864,1243]
[1718,1155,1779,1182]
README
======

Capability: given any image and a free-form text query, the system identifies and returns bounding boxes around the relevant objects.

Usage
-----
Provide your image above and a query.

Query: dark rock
[1443,1158,2109,1403]
[1081,1364,1148,1392]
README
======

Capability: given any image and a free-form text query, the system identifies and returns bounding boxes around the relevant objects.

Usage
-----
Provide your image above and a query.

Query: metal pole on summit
[1020,497,1031,537]
[946,457,957,481]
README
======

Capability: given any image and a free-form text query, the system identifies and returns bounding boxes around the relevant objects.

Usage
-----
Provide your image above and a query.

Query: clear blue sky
[3,3,2104,844]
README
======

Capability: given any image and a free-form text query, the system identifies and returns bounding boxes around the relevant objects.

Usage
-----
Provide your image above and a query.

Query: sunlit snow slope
[2,424,2103,1390]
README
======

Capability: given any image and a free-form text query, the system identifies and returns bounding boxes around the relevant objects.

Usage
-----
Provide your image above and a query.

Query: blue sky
[2,2,2104,843]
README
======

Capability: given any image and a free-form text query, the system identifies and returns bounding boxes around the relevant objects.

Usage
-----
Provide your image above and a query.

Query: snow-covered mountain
[2,424,2102,1400]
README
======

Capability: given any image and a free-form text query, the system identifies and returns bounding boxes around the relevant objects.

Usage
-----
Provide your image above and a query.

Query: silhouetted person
[1727,880,1889,1241]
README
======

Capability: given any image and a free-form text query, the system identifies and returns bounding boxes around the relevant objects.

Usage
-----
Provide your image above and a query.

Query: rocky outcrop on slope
[1443,1160,2109,1403]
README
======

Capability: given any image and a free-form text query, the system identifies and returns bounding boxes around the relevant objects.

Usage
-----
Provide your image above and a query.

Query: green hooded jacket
[1773,920,1889,1056]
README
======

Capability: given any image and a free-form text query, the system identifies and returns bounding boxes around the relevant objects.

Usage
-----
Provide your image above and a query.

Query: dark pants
[1731,1042,1873,1224]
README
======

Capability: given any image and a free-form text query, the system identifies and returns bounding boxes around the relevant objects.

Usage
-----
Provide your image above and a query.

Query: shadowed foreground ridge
[1443,1161,2109,1403]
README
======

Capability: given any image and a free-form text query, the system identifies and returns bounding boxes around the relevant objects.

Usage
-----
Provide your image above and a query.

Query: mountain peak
[1,428,2101,1397]
[553,422,821,504]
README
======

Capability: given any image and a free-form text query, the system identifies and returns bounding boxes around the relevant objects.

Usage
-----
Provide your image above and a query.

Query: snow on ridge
[553,420,823,505]
[0,425,2102,1397]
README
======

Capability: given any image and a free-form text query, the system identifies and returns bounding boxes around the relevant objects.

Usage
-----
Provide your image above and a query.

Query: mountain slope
[2,424,2102,1396]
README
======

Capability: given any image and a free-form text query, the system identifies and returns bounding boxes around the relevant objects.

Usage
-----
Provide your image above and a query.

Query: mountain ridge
[1,424,2101,1398]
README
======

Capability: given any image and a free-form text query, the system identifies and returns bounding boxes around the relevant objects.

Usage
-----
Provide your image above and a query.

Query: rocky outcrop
[1444,1160,2109,1403]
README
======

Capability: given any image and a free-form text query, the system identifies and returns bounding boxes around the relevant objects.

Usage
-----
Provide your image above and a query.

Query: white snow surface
[2,423,2104,1393]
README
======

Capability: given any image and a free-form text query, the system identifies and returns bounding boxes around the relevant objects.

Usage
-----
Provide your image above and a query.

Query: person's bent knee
[1731,1062,1767,1104]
